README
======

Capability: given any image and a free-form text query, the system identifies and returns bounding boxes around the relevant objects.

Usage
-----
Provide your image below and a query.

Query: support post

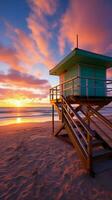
[86,105,92,173]
[56,86,57,101]
[52,105,54,134]
[61,96,64,123]
[87,106,90,127]
[87,132,92,174]
[61,84,63,96]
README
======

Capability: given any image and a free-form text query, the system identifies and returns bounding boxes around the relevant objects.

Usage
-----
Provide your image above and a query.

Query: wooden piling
[52,105,54,134]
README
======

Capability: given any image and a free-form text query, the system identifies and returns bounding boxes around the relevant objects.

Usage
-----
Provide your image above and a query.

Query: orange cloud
[5,23,40,68]
[14,29,39,65]
[0,44,24,71]
[59,0,112,54]
[27,16,51,58]
[0,0,59,106]
[0,68,51,104]
[2,0,57,71]
[29,0,57,16]
[27,0,58,68]
[0,87,49,101]
[0,69,50,89]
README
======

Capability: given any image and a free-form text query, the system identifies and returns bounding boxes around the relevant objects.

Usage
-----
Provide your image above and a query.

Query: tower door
[95,67,106,96]
[80,66,95,96]
[80,65,106,96]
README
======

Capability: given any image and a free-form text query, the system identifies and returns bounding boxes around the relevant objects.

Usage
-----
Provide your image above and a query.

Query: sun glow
[16,117,22,123]
[13,100,24,107]
[0,96,50,107]
[5,98,26,107]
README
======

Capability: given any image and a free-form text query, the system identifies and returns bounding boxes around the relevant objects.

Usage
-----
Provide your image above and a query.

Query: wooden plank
[66,95,112,105]
[88,105,112,130]
[65,121,88,169]
[82,104,105,122]
[91,119,112,148]
[54,103,62,120]
[64,114,88,158]
[79,106,112,148]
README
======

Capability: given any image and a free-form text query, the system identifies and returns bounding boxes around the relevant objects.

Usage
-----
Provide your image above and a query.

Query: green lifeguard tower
[50,48,112,176]
[50,48,112,98]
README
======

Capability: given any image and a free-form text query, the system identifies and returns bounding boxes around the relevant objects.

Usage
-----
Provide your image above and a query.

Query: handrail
[50,76,112,90]
[88,105,112,130]
[62,96,94,138]
[61,95,93,159]
[63,103,88,145]
[64,113,88,158]
[50,75,112,101]
[50,76,79,90]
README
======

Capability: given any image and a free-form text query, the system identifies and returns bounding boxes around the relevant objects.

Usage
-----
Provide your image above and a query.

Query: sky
[0,0,112,107]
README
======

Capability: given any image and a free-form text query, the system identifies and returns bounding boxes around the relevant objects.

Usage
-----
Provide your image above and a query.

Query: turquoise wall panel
[80,65,106,96]
[63,65,79,96]
[60,64,106,97]
[95,67,106,96]
[80,66,95,96]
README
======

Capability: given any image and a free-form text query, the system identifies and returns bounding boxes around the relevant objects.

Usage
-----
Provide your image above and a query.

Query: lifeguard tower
[49,48,112,176]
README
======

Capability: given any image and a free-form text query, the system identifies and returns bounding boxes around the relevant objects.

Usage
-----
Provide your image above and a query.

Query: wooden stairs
[53,96,112,176]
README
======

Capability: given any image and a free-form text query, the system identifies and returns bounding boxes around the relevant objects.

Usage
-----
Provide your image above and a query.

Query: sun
[14,100,23,107]
[6,98,25,107]
[16,117,22,123]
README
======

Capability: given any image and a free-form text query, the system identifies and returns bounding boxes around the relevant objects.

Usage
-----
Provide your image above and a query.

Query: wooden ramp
[52,96,112,176]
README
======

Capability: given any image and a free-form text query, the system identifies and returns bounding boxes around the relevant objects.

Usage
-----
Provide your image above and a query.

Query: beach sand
[0,121,112,200]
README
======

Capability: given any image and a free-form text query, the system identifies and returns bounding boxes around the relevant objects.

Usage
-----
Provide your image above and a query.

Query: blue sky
[0,0,112,106]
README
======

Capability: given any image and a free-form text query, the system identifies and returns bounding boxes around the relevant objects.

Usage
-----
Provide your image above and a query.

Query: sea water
[0,106,111,126]
[0,107,58,126]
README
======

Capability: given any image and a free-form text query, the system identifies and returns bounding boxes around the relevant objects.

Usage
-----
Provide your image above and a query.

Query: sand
[0,121,112,200]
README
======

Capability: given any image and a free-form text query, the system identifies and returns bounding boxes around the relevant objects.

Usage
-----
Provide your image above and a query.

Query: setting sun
[12,100,23,107]
[16,117,22,123]
[5,98,26,107]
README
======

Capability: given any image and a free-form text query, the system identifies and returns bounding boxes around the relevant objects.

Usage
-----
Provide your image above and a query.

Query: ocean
[0,107,58,126]
[0,106,111,126]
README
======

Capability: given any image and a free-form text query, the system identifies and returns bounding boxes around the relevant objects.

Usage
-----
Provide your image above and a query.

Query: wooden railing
[61,95,94,169]
[50,76,112,101]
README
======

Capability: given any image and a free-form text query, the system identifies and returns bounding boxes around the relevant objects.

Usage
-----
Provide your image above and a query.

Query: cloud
[0,24,40,72]
[5,22,40,68]
[28,0,57,16]
[59,0,112,54]
[27,16,51,58]
[0,69,51,101]
[0,69,50,89]
[0,0,59,104]
[0,87,48,100]
[12,29,39,66]
[27,0,58,68]
[0,0,58,72]
[0,44,24,71]
[27,16,55,68]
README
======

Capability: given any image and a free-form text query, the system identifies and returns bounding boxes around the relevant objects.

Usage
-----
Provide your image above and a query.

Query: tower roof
[50,48,112,76]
